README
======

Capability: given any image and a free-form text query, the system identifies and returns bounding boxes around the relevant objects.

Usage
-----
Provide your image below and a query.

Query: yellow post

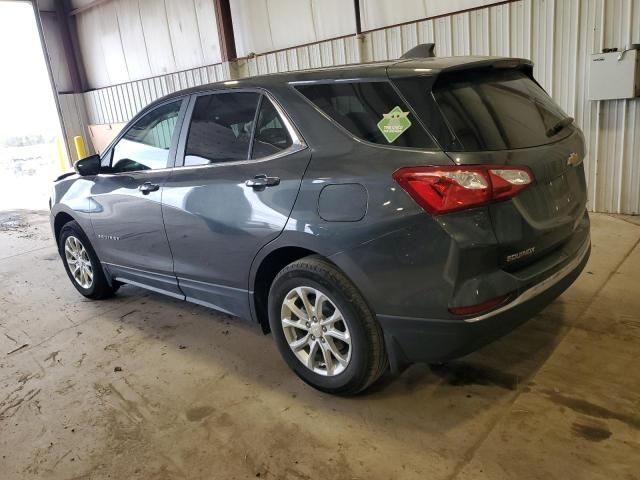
[56,137,68,172]
[74,135,87,161]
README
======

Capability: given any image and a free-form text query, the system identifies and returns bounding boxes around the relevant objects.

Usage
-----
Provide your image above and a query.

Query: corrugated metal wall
[359,0,499,31]
[73,0,223,89]
[230,0,355,57]
[84,63,230,125]
[82,0,640,214]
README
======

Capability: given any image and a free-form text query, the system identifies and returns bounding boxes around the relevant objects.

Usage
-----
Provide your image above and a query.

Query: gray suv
[50,54,590,394]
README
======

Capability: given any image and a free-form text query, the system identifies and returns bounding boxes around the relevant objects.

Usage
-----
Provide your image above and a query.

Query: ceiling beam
[55,0,85,92]
[353,0,362,35]
[213,0,237,62]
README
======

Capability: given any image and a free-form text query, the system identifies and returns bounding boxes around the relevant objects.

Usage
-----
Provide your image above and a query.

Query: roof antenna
[401,43,436,59]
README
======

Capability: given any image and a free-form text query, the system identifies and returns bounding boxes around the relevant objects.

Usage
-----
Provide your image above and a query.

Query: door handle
[138,182,160,195]
[245,174,280,188]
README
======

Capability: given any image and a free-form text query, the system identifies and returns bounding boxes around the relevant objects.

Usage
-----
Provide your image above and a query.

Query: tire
[268,255,388,395]
[58,220,118,300]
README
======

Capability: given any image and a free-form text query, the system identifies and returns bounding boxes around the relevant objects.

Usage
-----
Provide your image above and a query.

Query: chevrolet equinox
[50,51,590,394]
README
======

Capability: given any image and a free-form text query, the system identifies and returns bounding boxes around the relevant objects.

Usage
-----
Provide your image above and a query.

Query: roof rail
[401,43,436,59]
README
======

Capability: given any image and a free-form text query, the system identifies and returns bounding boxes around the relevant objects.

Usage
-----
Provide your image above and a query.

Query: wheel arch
[53,211,76,245]
[252,246,343,334]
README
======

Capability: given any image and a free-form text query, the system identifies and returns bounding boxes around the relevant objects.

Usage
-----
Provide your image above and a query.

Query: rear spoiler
[397,43,534,78]
[389,56,535,81]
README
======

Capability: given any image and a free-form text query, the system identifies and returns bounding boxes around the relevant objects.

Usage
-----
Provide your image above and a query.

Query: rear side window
[398,69,569,151]
[251,98,292,158]
[184,92,260,166]
[295,82,436,149]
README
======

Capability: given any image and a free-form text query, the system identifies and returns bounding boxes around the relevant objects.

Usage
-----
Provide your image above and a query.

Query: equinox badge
[506,247,536,263]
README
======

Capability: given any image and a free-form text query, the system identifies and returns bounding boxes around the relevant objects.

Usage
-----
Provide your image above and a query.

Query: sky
[0,1,61,141]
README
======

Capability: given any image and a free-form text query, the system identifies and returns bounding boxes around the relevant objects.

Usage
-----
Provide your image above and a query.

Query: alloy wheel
[64,235,93,289]
[281,286,352,376]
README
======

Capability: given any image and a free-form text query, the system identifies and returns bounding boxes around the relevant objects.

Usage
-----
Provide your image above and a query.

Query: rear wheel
[59,220,118,299]
[268,256,387,395]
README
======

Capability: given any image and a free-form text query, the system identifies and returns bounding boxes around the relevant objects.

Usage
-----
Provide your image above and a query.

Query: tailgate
[448,132,588,269]
[391,61,589,269]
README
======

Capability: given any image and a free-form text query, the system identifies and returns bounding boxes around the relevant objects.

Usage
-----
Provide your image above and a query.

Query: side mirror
[74,154,101,176]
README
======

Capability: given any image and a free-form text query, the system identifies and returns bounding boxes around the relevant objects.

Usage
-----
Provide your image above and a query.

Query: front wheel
[59,220,118,300]
[268,256,387,395]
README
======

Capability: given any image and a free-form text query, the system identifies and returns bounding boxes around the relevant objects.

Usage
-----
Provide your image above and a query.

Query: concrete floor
[0,210,639,480]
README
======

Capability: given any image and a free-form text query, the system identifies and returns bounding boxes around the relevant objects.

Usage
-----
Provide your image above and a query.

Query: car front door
[162,90,310,318]
[90,98,187,298]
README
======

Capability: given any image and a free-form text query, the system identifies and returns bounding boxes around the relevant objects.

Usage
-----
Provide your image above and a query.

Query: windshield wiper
[546,116,574,137]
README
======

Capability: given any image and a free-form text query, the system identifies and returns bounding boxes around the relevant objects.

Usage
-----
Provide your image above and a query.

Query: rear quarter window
[295,81,436,149]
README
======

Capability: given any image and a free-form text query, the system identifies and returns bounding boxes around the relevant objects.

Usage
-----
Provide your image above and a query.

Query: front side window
[295,81,436,149]
[184,92,260,166]
[110,100,182,173]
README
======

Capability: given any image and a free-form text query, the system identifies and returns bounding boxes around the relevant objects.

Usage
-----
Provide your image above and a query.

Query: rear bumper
[378,236,590,370]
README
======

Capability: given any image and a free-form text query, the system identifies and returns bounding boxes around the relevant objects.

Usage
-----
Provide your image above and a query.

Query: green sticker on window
[377,106,412,143]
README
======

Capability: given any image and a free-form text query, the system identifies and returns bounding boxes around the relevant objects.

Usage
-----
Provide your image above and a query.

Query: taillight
[393,165,534,214]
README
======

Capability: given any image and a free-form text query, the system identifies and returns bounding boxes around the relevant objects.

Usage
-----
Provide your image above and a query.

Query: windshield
[396,69,571,151]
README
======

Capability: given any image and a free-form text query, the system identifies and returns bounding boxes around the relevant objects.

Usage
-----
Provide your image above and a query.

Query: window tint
[184,92,260,166]
[430,69,569,151]
[251,98,292,158]
[392,77,459,150]
[295,81,435,148]
[111,100,182,173]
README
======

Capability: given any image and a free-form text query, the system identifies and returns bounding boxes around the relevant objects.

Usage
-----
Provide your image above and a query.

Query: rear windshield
[396,69,571,151]
[295,81,436,149]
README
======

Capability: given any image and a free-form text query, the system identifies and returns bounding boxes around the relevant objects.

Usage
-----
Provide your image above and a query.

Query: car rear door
[90,98,187,297]
[161,89,310,318]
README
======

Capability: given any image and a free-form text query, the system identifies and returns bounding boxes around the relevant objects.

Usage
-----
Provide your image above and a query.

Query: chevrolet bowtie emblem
[567,152,581,167]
